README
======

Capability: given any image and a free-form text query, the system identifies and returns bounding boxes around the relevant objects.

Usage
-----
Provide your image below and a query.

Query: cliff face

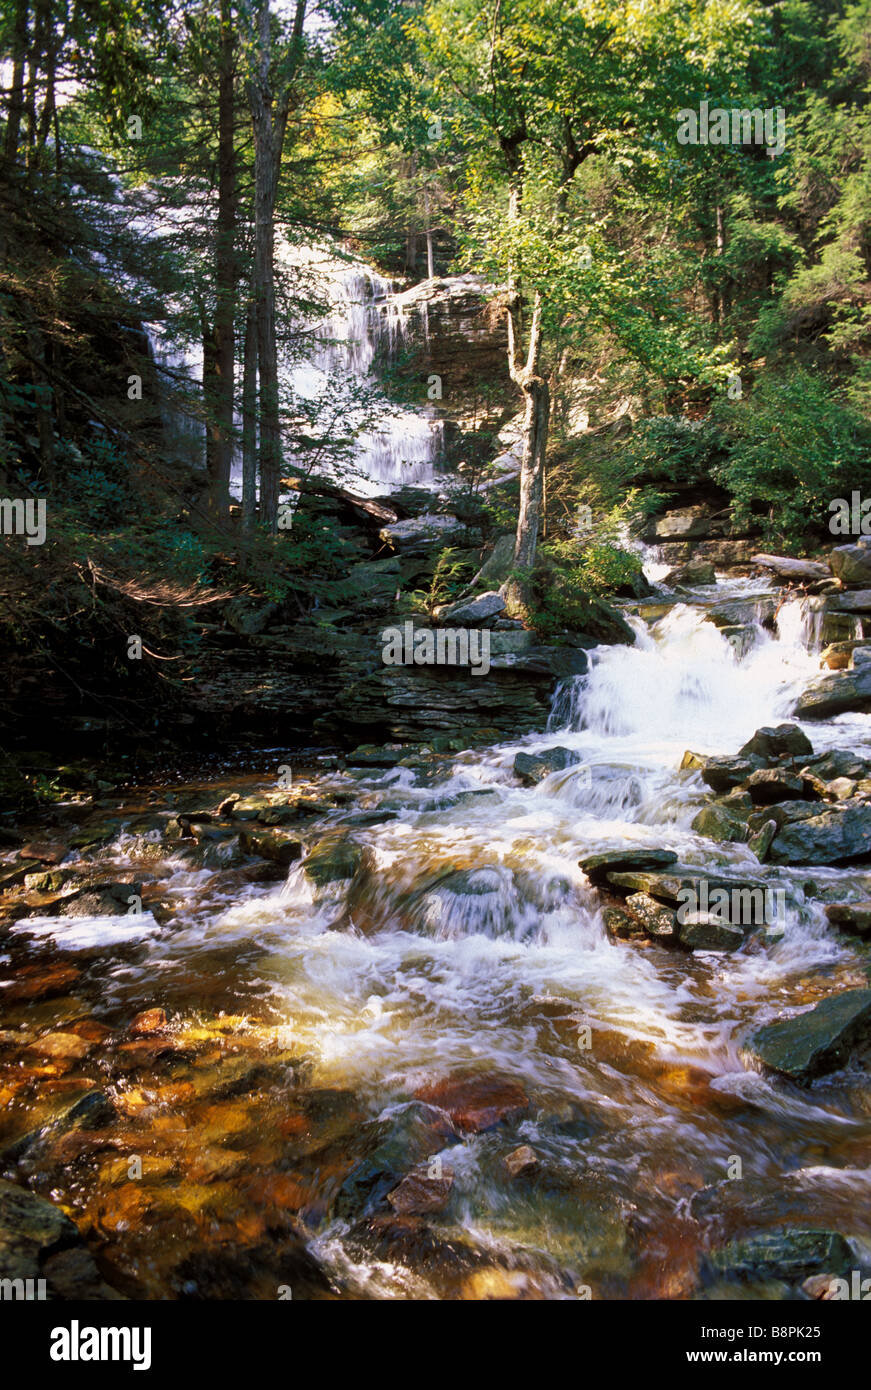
[388,274,509,397]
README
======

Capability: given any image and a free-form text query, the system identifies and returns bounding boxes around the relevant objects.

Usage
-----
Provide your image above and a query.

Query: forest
[1,0,871,1314]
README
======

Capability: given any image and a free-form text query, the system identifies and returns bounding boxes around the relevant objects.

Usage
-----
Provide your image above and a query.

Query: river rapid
[2,565,870,1300]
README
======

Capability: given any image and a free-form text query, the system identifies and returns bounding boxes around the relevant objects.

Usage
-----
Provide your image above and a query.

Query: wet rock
[505,1145,539,1178]
[3,1089,116,1162]
[415,1074,528,1134]
[742,768,809,804]
[697,755,765,794]
[41,1244,126,1300]
[802,749,871,783]
[433,592,506,625]
[579,849,678,886]
[2,962,80,1004]
[49,881,143,918]
[514,747,580,786]
[663,561,717,586]
[679,916,745,952]
[303,836,371,887]
[27,1031,93,1061]
[129,1008,168,1036]
[333,1101,458,1219]
[746,988,871,1080]
[766,801,871,865]
[239,828,303,867]
[387,1167,454,1215]
[794,663,871,718]
[624,892,677,939]
[707,1229,853,1282]
[830,543,871,587]
[705,595,777,629]
[691,803,748,843]
[23,868,77,893]
[0,859,43,891]
[748,819,778,862]
[751,554,830,581]
[824,902,871,937]
[738,724,814,762]
[0,1178,119,1296]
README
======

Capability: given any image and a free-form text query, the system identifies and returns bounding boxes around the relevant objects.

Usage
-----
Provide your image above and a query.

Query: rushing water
[2,571,871,1300]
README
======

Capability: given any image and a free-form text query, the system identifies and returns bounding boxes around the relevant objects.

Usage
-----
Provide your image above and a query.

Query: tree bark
[3,0,29,167]
[503,290,548,617]
[241,295,258,528]
[247,0,305,532]
[211,0,237,517]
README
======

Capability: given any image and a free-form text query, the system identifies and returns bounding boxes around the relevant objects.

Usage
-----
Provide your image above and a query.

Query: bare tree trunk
[241,295,258,528]
[503,291,548,617]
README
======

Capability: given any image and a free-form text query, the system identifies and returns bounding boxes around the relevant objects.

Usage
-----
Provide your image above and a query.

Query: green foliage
[405,547,476,617]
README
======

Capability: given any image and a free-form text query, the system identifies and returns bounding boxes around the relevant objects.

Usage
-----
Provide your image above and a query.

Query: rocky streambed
[1,559,871,1301]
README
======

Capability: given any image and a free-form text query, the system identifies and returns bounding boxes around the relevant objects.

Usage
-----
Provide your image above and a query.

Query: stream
[2,563,871,1300]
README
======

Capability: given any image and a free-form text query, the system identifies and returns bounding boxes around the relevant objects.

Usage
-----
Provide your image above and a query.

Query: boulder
[579,849,678,886]
[794,663,871,718]
[624,892,677,938]
[239,828,304,868]
[824,902,871,937]
[745,988,871,1080]
[303,837,371,888]
[663,561,717,587]
[647,505,725,541]
[433,591,506,626]
[514,747,580,785]
[697,755,765,794]
[738,724,814,762]
[748,819,778,862]
[378,514,479,555]
[829,589,871,613]
[830,543,871,587]
[387,1168,454,1215]
[766,801,871,865]
[742,768,810,805]
[679,915,745,951]
[0,1178,123,1298]
[691,803,748,843]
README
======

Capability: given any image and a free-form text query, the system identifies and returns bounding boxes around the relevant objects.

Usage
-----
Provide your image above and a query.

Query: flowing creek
[2,566,871,1299]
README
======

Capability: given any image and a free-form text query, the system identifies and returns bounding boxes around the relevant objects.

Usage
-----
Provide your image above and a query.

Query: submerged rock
[746,988,871,1080]
[708,1229,853,1282]
[414,1074,529,1134]
[387,1168,454,1215]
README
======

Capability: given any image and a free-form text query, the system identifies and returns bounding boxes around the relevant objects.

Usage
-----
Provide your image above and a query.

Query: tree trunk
[247,0,305,532]
[210,0,237,518]
[4,0,29,167]
[503,290,548,618]
[241,295,258,528]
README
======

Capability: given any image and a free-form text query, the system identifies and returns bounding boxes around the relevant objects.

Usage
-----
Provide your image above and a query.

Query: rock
[624,892,677,938]
[801,749,871,783]
[679,916,745,951]
[830,544,871,587]
[303,837,371,887]
[414,1075,529,1134]
[738,724,814,762]
[2,962,80,1003]
[746,988,871,1080]
[464,534,515,592]
[766,801,871,865]
[513,746,580,786]
[709,1229,853,1282]
[664,561,717,586]
[387,1168,454,1215]
[742,768,809,804]
[825,902,871,937]
[27,1031,93,1061]
[829,589,871,613]
[647,505,725,541]
[705,595,777,629]
[379,514,479,555]
[4,1089,116,1162]
[579,849,678,886]
[751,554,831,581]
[129,1008,168,1035]
[433,591,506,625]
[23,869,76,893]
[239,828,303,867]
[748,819,778,862]
[49,881,142,918]
[827,777,858,800]
[504,1145,539,1178]
[224,597,278,636]
[697,755,765,794]
[794,663,871,718]
[0,1178,80,1285]
[691,803,748,843]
